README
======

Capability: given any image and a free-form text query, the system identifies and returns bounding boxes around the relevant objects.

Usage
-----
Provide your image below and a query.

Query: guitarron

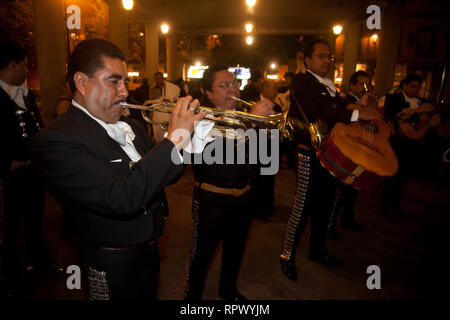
[317,86,398,192]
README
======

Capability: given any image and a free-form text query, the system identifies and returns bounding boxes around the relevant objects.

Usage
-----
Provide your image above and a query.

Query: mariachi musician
[0,41,57,297]
[279,39,381,281]
[378,74,438,216]
[327,71,373,240]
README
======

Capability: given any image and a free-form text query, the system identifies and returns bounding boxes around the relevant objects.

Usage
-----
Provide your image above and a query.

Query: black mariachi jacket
[288,71,353,147]
[0,86,43,178]
[28,106,184,246]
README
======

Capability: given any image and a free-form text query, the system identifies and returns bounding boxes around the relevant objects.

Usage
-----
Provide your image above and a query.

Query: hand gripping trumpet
[119,98,290,140]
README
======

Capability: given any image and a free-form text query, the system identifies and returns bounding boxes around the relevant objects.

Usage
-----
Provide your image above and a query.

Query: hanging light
[246,36,254,45]
[246,0,256,8]
[371,33,378,43]
[161,23,169,34]
[245,23,253,33]
[122,0,134,11]
[270,63,276,69]
[333,24,343,35]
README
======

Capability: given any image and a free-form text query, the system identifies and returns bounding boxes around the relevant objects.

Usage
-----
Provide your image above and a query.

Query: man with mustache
[279,39,380,281]
[29,39,204,299]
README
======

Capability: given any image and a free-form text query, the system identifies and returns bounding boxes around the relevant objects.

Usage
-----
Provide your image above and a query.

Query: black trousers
[185,187,252,297]
[251,174,275,219]
[281,149,337,262]
[0,165,49,285]
[81,240,159,300]
[382,137,418,209]
[328,182,360,229]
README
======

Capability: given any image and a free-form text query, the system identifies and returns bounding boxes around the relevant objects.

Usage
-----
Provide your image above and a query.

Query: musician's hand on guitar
[250,100,276,116]
[358,108,381,121]
[358,92,377,107]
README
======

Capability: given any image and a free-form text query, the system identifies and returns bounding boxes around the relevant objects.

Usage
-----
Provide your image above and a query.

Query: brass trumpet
[120,99,289,139]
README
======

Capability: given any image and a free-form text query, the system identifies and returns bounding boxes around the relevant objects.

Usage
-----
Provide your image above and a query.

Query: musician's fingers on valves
[250,99,276,116]
[169,96,205,133]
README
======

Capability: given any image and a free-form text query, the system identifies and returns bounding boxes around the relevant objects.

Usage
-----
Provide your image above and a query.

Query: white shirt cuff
[163,132,183,162]
[351,109,359,122]
[184,120,215,154]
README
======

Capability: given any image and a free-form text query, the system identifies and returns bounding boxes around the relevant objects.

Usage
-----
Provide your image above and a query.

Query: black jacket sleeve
[290,73,353,125]
[28,130,184,217]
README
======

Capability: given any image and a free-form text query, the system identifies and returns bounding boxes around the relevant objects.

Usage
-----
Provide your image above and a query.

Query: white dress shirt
[402,91,421,109]
[0,79,28,110]
[72,100,142,162]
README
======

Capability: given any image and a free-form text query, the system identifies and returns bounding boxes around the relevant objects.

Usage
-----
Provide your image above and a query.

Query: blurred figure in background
[133,78,150,105]
[0,41,58,298]
[149,72,181,142]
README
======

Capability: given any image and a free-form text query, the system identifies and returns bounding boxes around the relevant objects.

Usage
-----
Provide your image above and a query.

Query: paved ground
[2,157,448,300]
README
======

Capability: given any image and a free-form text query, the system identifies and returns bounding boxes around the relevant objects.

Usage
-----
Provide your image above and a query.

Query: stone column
[166,34,181,81]
[32,0,68,125]
[374,1,402,96]
[144,20,160,85]
[106,0,128,57]
[342,22,361,91]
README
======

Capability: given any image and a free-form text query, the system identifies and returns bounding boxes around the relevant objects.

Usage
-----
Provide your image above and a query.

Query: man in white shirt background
[149,71,181,142]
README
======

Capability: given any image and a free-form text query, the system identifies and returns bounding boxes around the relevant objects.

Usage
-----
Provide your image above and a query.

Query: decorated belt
[196,182,251,197]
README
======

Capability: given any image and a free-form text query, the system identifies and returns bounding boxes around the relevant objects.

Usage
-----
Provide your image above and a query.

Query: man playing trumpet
[29,39,204,299]
[184,65,275,300]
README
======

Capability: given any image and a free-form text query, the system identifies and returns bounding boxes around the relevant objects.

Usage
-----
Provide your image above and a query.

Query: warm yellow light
[371,33,378,43]
[139,32,144,37]
[195,61,201,67]
[246,0,256,7]
[333,25,343,35]
[163,73,168,78]
[122,0,133,11]
[245,23,253,33]
[161,23,169,34]
[270,63,276,69]
[246,36,254,45]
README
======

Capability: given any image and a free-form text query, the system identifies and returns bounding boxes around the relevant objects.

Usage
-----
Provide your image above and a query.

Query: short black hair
[250,69,263,82]
[349,70,370,86]
[154,71,163,77]
[0,41,27,70]
[67,38,126,93]
[283,71,295,80]
[304,38,330,59]
[401,73,423,88]
[202,65,228,92]
[174,77,184,85]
